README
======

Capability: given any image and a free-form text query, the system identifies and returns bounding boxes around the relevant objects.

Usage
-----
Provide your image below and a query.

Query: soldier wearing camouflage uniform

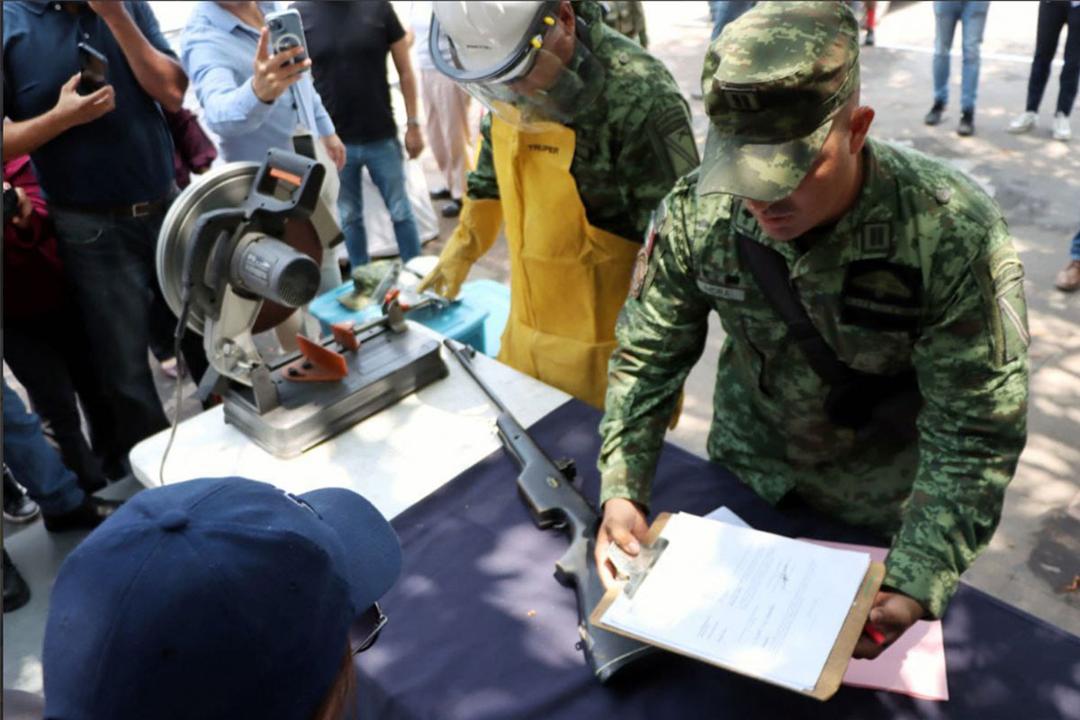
[420,0,698,408]
[596,1,1029,658]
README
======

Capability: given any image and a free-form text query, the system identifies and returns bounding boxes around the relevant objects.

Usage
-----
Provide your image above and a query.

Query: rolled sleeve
[181,26,276,138]
[182,32,274,138]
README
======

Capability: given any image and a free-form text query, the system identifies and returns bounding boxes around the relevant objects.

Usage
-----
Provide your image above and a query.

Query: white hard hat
[432,1,547,76]
[430,0,605,129]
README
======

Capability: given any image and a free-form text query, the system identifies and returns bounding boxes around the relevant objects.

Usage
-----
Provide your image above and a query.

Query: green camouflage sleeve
[886,223,1029,618]
[598,181,712,509]
[465,113,500,201]
[616,91,700,240]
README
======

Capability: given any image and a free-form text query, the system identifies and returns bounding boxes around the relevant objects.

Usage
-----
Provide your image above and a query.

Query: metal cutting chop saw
[156,149,446,457]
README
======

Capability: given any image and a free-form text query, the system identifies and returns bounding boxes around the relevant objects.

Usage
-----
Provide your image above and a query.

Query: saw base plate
[223,328,447,457]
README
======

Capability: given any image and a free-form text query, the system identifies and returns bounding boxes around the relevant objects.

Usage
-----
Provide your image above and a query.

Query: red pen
[863,621,886,646]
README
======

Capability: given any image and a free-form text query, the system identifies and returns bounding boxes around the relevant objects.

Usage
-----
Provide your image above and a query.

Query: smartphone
[265,9,308,70]
[77,42,108,95]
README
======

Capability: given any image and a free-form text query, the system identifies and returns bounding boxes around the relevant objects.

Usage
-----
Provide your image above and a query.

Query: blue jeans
[3,381,84,515]
[337,138,421,267]
[709,1,755,41]
[50,205,170,468]
[933,1,990,111]
[1070,226,1080,261]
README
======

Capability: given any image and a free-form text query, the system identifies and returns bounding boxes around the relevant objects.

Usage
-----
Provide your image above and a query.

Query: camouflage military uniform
[465,2,698,243]
[602,1,649,48]
[598,2,1029,619]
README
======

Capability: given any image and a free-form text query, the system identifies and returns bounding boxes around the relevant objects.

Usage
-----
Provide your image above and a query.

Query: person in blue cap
[41,477,402,720]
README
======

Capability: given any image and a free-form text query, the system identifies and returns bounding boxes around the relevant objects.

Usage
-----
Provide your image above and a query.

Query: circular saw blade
[156,162,324,336]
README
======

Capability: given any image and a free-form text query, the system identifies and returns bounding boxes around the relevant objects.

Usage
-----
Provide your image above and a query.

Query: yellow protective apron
[490,116,640,409]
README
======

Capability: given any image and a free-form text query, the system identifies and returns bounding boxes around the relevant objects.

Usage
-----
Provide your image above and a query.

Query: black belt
[52,195,171,219]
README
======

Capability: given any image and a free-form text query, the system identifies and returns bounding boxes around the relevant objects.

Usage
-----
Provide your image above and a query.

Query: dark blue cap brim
[301,487,402,614]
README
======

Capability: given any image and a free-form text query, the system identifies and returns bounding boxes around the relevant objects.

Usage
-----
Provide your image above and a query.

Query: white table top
[130,323,570,520]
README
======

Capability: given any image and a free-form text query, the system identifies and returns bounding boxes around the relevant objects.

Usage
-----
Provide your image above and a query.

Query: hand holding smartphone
[265,9,309,71]
[77,42,109,95]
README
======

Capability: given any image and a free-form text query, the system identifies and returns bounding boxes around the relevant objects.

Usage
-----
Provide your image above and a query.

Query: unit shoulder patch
[630,205,666,299]
[646,100,700,183]
[976,244,1029,366]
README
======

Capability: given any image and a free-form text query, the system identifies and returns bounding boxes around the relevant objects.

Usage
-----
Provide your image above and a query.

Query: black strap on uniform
[734,228,920,435]
[735,231,854,387]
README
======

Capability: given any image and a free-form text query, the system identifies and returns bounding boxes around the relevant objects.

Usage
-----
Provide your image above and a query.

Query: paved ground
[4,0,1078,695]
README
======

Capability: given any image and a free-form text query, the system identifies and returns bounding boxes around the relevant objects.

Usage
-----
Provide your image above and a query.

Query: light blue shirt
[180,1,335,163]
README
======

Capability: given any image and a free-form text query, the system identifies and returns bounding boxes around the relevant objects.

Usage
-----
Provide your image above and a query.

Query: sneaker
[1007,111,1037,134]
[864,29,875,47]
[924,101,946,126]
[2,551,30,613]
[1053,112,1071,141]
[957,109,975,137]
[3,468,40,524]
[42,496,123,533]
[440,199,462,219]
[1055,260,1080,292]
[429,188,451,201]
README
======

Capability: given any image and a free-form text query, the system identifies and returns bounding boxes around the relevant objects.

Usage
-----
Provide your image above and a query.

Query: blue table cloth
[355,400,1080,720]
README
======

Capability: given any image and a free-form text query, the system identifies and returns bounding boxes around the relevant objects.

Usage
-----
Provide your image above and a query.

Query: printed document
[599,512,871,692]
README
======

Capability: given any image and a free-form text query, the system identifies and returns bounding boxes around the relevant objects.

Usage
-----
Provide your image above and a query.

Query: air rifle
[444,339,653,682]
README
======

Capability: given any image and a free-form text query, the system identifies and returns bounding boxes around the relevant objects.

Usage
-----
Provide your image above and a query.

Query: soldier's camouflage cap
[698,1,860,201]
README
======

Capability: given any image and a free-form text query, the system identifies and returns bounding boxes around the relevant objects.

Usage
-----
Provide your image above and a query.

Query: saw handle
[182,208,245,313]
[249,148,324,220]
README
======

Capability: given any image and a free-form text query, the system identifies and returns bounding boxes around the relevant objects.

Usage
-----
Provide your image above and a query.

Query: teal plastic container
[308,279,509,357]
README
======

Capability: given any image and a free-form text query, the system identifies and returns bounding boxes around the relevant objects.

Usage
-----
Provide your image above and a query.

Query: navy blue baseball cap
[42,477,402,720]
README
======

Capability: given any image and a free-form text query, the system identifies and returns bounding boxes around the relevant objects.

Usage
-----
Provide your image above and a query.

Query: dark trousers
[4,307,113,490]
[49,204,173,468]
[1026,0,1080,116]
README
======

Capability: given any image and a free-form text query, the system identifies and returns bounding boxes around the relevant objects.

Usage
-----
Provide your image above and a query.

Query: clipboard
[590,512,886,701]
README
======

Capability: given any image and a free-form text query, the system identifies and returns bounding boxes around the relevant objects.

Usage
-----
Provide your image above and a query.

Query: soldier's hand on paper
[596,497,650,589]
[852,590,926,660]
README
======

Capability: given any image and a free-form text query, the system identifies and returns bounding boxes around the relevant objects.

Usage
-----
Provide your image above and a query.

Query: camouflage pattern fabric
[598,138,1030,618]
[601,0,648,48]
[698,1,861,201]
[466,2,698,243]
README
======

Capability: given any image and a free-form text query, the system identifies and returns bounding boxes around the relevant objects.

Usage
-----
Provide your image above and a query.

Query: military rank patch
[840,259,923,332]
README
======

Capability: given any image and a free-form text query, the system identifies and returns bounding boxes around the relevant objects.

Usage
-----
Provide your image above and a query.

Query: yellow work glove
[418,198,502,299]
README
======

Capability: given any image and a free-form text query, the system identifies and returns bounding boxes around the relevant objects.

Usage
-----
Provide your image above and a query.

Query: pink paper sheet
[802,539,949,701]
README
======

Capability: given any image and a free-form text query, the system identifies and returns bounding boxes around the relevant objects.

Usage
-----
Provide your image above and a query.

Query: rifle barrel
[443,339,511,415]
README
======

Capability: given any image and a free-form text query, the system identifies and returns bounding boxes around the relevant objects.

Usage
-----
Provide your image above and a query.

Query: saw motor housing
[179,150,326,387]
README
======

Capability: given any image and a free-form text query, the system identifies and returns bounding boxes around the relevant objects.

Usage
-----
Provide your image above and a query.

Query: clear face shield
[430,3,605,130]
